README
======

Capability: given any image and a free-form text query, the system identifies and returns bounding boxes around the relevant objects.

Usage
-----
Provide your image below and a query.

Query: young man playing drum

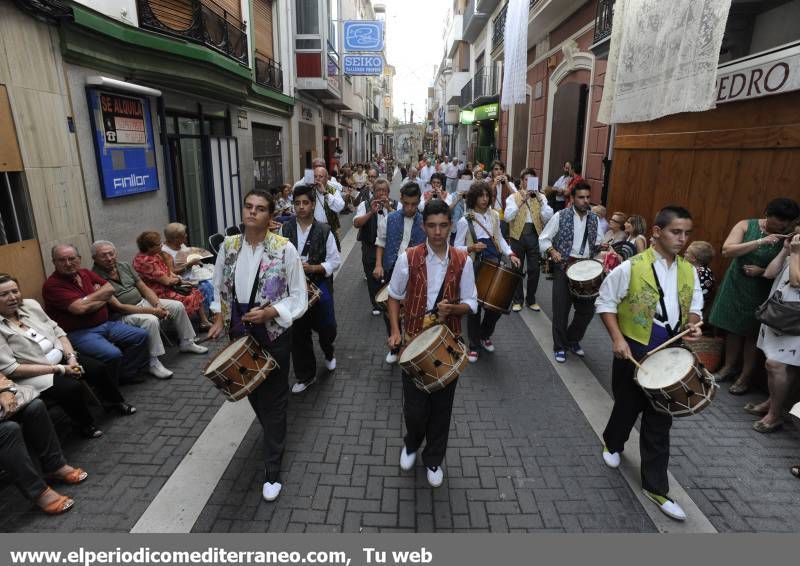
[375,182,426,364]
[454,181,520,362]
[387,199,477,487]
[282,185,341,393]
[538,182,604,363]
[596,205,703,521]
[208,189,308,503]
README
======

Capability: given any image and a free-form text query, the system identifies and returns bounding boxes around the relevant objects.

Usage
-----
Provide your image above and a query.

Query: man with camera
[353,179,398,316]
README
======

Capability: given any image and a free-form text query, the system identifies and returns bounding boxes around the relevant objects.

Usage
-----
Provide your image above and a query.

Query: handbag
[171,283,194,296]
[0,382,40,421]
[755,283,800,335]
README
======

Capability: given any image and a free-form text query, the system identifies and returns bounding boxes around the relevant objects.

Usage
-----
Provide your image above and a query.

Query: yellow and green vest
[617,247,695,345]
[508,191,544,240]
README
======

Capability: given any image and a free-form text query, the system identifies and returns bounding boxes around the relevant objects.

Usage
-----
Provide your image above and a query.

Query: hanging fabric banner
[500,0,529,110]
[598,0,733,124]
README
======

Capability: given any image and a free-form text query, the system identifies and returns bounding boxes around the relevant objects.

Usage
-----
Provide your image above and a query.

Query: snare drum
[475,260,523,314]
[566,259,604,299]
[204,335,278,401]
[307,280,321,308]
[399,325,468,393]
[635,347,717,417]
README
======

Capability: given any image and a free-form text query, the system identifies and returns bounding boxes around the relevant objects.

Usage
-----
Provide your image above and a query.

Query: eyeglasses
[55,256,81,263]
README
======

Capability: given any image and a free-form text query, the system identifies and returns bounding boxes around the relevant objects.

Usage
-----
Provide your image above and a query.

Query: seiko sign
[715,45,800,104]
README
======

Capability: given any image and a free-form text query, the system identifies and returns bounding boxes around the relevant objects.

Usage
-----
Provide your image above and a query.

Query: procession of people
[2,154,799,525]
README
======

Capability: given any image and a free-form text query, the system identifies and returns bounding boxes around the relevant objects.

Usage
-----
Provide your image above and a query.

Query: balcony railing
[529,0,543,9]
[472,66,499,101]
[136,0,248,65]
[593,0,615,44]
[255,55,283,92]
[460,79,472,108]
[492,2,508,52]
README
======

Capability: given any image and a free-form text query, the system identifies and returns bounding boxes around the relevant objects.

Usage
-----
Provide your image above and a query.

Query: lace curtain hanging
[500,0,529,110]
[598,0,732,124]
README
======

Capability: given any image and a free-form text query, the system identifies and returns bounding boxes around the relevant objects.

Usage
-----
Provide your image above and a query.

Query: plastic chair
[208,233,225,254]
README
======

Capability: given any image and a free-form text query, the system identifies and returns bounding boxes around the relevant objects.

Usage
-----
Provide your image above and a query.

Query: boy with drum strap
[208,190,308,503]
[538,182,603,363]
[375,182,426,364]
[387,199,477,488]
[281,185,341,394]
[596,205,703,521]
[454,181,520,363]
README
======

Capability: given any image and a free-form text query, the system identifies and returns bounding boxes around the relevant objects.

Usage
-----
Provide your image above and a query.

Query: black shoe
[116,402,137,416]
[80,425,103,439]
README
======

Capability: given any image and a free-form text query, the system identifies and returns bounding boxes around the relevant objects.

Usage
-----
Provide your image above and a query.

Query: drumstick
[626,354,648,375]
[646,322,704,356]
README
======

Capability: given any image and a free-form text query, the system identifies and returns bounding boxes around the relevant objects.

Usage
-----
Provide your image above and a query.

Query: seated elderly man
[42,244,148,384]
[91,240,208,380]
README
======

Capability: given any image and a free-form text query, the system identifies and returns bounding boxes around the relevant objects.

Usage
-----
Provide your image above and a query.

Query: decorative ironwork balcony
[593,0,615,44]
[136,0,248,65]
[492,2,508,52]
[472,66,499,101]
[255,55,283,92]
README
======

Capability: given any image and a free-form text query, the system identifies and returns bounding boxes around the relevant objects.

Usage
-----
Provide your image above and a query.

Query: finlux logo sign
[113,174,151,190]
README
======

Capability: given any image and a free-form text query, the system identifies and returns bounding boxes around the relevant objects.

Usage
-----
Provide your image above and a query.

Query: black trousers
[467,307,503,350]
[291,307,337,384]
[245,329,291,484]
[511,224,541,305]
[551,263,596,351]
[0,398,66,500]
[602,356,673,497]
[361,242,382,311]
[402,371,457,468]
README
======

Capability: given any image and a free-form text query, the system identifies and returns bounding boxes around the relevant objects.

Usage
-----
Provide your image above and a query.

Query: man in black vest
[281,185,341,393]
[353,178,398,315]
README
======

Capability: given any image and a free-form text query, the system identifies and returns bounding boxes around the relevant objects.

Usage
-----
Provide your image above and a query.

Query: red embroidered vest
[404,244,467,338]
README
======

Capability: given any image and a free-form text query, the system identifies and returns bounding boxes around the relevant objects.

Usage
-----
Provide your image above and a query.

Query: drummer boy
[386,199,478,487]
[596,205,704,521]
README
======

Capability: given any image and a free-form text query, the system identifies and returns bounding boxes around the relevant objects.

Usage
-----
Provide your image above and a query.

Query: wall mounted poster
[87,89,159,199]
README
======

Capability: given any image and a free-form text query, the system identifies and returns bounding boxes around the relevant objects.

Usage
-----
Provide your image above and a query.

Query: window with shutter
[254,0,275,60]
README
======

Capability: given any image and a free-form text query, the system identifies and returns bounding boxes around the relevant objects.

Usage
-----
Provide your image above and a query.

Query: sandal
[37,487,74,515]
[791,465,800,479]
[743,402,768,416]
[46,466,88,485]
[729,380,750,395]
[752,420,783,433]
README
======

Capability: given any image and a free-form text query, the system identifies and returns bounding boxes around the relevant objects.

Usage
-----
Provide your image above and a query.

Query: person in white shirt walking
[281,186,341,393]
[538,182,603,363]
[444,158,459,194]
[504,168,554,312]
[455,182,520,363]
[596,205,703,522]
[208,189,308,503]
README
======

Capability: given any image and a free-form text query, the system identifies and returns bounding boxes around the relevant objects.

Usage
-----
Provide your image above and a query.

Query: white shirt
[312,186,345,224]
[596,249,704,330]
[419,166,435,184]
[211,238,308,328]
[492,181,516,211]
[375,214,415,250]
[418,191,454,212]
[354,200,399,234]
[538,208,604,259]
[553,174,571,201]
[454,210,513,257]
[388,243,478,314]
[445,163,458,179]
[294,222,341,277]
[401,176,420,186]
[504,192,554,226]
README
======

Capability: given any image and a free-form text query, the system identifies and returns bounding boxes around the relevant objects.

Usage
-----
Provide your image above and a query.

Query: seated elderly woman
[133,231,211,330]
[1,373,87,515]
[0,274,135,439]
[160,222,214,312]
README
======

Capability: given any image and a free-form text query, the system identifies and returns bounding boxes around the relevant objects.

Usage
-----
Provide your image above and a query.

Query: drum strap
[428,249,452,316]
[300,223,315,258]
[577,222,590,256]
[651,264,680,337]
[467,212,502,260]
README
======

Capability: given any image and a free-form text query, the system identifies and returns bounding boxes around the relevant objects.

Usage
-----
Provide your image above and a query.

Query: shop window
[0,172,35,245]
[253,124,284,192]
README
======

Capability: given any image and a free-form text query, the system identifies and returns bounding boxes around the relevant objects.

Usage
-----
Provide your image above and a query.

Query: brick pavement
[0,346,225,532]
[192,245,656,533]
[534,270,800,532]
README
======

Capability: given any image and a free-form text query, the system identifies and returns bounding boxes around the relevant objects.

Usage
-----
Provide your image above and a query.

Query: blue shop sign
[343,20,384,52]
[343,54,384,76]
[87,89,159,199]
